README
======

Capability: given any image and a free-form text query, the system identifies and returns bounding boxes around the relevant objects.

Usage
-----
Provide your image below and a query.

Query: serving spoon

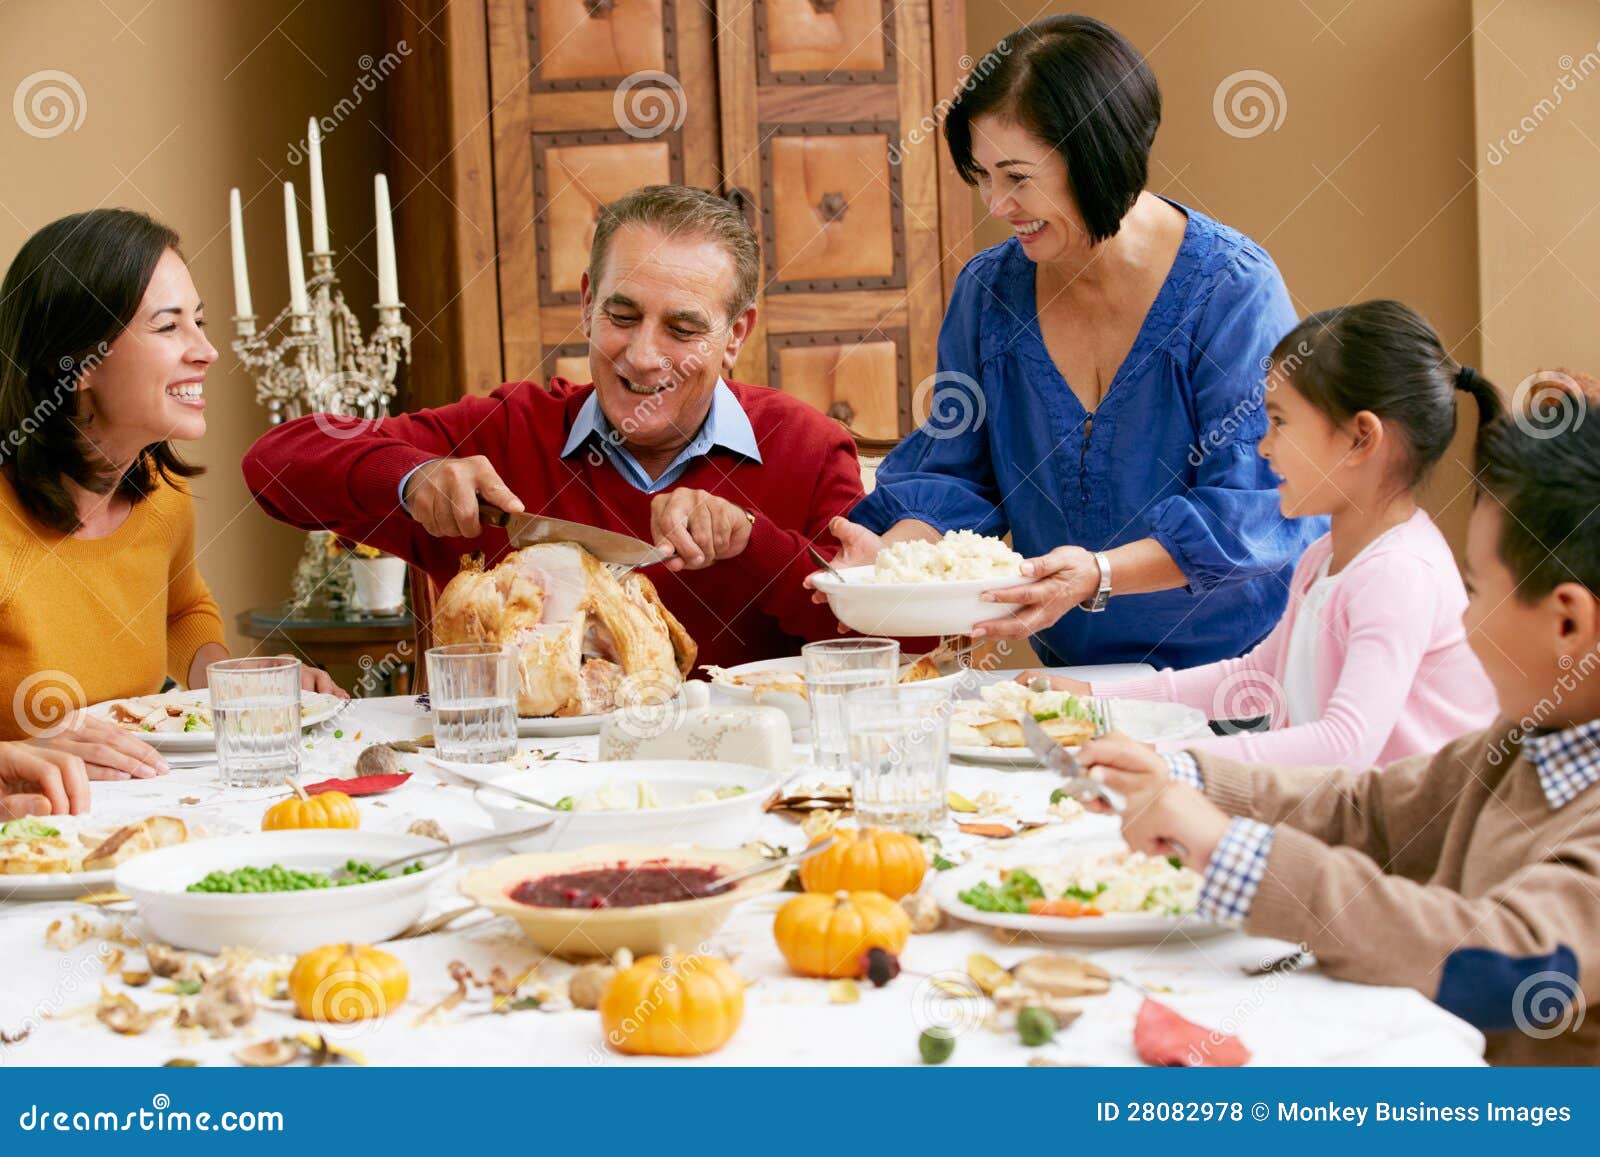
[336,819,559,882]
[807,545,847,583]
[705,836,836,894]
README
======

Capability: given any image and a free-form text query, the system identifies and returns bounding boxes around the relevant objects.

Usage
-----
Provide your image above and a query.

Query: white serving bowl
[473,760,782,852]
[809,565,1029,636]
[114,830,458,955]
[708,655,972,733]
[460,843,786,960]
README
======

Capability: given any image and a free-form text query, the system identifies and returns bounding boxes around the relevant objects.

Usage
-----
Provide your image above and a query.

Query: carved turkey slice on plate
[433,543,697,718]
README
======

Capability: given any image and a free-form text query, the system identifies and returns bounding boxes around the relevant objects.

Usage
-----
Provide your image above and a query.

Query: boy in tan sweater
[1083,370,1600,1066]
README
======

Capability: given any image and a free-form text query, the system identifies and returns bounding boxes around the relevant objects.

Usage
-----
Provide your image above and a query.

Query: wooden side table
[236,605,416,697]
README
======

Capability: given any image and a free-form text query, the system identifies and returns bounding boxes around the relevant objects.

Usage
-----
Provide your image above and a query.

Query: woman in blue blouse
[842,15,1325,669]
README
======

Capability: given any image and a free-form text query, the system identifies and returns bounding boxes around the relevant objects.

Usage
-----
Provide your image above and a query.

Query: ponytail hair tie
[1457,365,1479,392]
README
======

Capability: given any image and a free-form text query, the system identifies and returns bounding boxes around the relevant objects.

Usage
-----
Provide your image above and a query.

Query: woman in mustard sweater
[0,209,341,787]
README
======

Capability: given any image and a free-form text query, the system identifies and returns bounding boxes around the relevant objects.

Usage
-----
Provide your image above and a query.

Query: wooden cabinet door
[486,0,721,388]
[716,0,945,449]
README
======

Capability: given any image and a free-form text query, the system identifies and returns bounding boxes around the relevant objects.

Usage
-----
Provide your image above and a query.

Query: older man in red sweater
[243,185,861,668]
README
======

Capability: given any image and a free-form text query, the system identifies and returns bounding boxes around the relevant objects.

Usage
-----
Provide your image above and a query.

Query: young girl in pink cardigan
[1034,300,1500,767]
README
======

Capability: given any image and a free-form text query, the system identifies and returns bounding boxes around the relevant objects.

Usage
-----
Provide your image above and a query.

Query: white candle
[228,187,253,317]
[283,181,309,315]
[306,116,329,253]
[374,173,399,307]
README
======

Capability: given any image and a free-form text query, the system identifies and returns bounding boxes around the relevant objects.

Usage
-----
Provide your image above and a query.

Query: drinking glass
[428,643,518,762]
[844,685,952,833]
[801,637,899,772]
[208,657,303,788]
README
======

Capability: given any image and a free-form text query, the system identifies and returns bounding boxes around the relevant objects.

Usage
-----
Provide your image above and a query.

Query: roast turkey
[432,544,697,717]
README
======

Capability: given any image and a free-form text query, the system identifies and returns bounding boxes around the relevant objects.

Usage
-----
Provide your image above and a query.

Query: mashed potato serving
[871,530,1023,583]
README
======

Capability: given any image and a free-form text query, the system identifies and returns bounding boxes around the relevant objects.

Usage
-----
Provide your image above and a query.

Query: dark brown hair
[0,208,202,534]
[943,15,1160,244]
[1477,369,1600,600]
[1270,299,1505,488]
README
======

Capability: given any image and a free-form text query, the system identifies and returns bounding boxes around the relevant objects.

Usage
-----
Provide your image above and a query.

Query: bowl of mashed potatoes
[810,530,1029,636]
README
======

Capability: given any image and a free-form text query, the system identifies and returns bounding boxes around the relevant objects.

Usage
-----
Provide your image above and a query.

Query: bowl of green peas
[114,830,456,955]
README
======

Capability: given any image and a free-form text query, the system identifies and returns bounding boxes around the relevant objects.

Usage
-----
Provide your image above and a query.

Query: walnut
[406,818,449,843]
[175,965,255,1038]
[900,892,943,933]
[567,962,616,1010]
[355,744,404,778]
[145,943,195,981]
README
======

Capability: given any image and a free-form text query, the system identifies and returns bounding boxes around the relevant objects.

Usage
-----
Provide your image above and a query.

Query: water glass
[802,637,899,772]
[208,657,303,788]
[428,643,518,763]
[845,685,952,833]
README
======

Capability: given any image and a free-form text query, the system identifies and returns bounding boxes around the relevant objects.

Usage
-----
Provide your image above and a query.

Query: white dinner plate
[933,855,1227,945]
[82,690,347,753]
[516,711,612,738]
[949,699,1210,766]
[0,865,115,902]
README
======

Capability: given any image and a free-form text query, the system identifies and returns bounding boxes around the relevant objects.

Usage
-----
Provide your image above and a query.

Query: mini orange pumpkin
[262,781,360,831]
[288,943,408,1023]
[798,826,926,899]
[599,952,744,1056]
[774,890,911,978]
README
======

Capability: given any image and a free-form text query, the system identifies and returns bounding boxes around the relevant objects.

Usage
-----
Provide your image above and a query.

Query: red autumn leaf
[1133,997,1250,1067]
[301,772,411,797]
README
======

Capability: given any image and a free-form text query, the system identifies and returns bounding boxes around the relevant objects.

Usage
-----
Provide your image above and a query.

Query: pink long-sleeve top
[1093,509,1498,768]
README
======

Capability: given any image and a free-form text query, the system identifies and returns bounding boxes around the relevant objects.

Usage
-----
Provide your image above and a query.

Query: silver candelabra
[232,253,413,613]
[231,252,411,426]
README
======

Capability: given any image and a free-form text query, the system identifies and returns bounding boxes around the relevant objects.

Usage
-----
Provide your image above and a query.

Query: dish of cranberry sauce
[508,860,725,909]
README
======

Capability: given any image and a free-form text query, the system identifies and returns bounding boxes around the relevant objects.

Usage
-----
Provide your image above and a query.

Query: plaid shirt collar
[1520,718,1600,809]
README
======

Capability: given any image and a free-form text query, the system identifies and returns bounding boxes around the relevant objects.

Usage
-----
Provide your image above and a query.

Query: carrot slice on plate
[1026,898,1103,918]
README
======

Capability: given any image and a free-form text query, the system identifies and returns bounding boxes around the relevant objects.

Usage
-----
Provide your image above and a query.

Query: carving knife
[477,504,670,568]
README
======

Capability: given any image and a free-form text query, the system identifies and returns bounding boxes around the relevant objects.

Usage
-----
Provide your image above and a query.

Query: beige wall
[966,1,1486,553]
[1473,0,1600,388]
[0,0,391,656]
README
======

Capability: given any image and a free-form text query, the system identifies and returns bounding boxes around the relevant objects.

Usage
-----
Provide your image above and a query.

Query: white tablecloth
[0,680,1486,1068]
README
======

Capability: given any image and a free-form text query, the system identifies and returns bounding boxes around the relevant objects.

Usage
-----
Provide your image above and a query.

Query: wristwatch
[1079,550,1112,613]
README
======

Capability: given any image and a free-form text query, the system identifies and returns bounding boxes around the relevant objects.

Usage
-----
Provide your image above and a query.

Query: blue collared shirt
[398,378,763,506]
[558,378,762,492]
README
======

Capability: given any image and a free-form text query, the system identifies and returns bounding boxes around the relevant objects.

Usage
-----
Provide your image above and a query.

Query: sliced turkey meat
[432,543,696,717]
